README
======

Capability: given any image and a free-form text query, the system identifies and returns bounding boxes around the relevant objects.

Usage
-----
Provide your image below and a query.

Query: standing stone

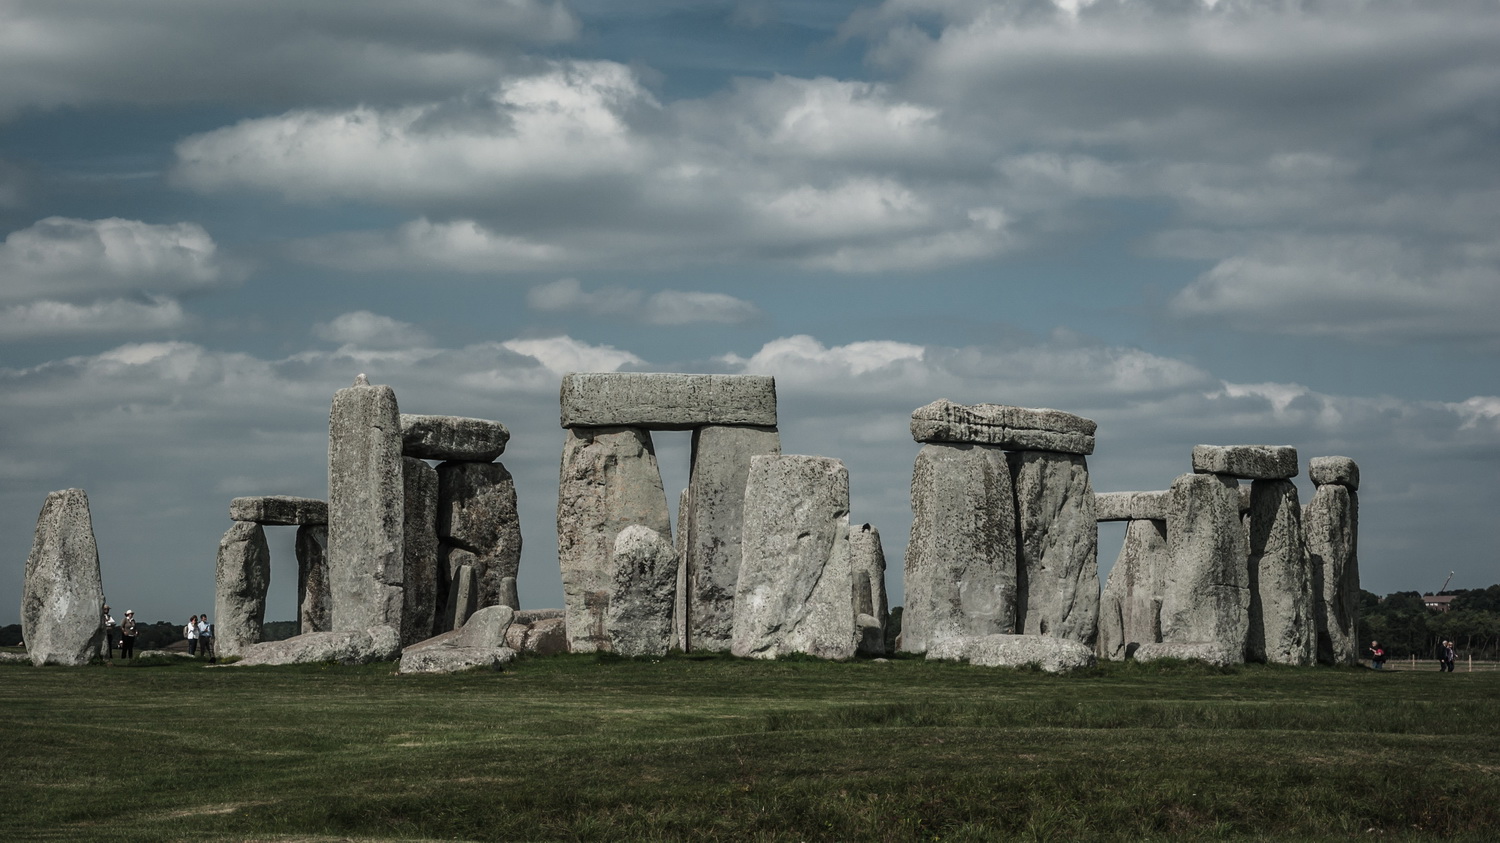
[606,526,678,656]
[1009,451,1099,644]
[1097,518,1169,660]
[849,524,889,656]
[444,561,479,631]
[1247,480,1315,665]
[327,379,405,632]
[683,424,781,652]
[21,489,105,666]
[402,457,440,646]
[902,443,1017,654]
[214,521,271,658]
[295,524,330,634]
[1161,472,1250,658]
[732,456,855,660]
[437,461,522,615]
[673,487,690,652]
[557,426,672,653]
[1306,471,1360,665]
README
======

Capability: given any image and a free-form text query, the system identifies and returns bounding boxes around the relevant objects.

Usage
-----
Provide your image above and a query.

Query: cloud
[313,311,432,350]
[290,218,565,273]
[527,279,761,325]
[0,217,228,303]
[501,335,644,375]
[0,296,185,341]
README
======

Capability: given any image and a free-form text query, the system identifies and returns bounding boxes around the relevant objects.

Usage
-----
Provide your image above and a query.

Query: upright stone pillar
[674,487,690,652]
[437,461,522,616]
[215,520,271,658]
[1097,517,1169,660]
[1161,472,1250,657]
[327,376,405,632]
[402,457,440,645]
[849,523,889,656]
[295,524,330,634]
[606,525,678,657]
[1009,451,1099,644]
[21,489,105,666]
[1247,479,1314,665]
[1307,456,1360,665]
[557,426,672,653]
[683,424,781,652]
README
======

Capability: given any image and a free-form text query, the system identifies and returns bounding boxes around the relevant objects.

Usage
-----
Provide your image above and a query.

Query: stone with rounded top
[229,496,328,526]
[1095,491,1169,522]
[606,525,679,656]
[21,489,105,666]
[560,372,777,429]
[849,524,889,657]
[910,399,1095,454]
[401,414,510,462]
[1309,456,1359,490]
[1306,483,1359,665]
[1191,445,1299,480]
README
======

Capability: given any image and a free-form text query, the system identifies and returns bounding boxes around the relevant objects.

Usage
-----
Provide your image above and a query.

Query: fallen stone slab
[235,625,401,666]
[398,606,515,673]
[910,399,1095,455]
[1095,491,1169,522]
[1132,642,1240,668]
[1,652,35,664]
[228,496,328,526]
[1309,456,1359,490]
[137,650,196,659]
[401,414,510,462]
[1191,445,1299,480]
[22,489,106,667]
[561,372,778,429]
[398,646,515,674]
[926,634,1097,673]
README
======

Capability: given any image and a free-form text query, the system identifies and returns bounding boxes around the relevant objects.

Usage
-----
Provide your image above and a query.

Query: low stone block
[1132,642,1239,668]
[560,372,778,429]
[398,646,515,674]
[1309,456,1359,490]
[505,616,569,656]
[401,414,510,462]
[926,634,1096,673]
[229,496,328,526]
[398,606,516,673]
[1095,491,1169,522]
[1191,445,1299,480]
[910,399,1095,454]
[235,625,401,666]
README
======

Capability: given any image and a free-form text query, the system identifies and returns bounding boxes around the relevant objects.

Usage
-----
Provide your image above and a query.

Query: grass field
[3,650,1498,842]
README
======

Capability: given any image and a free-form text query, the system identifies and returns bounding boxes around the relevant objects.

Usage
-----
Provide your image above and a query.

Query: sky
[3,0,1498,626]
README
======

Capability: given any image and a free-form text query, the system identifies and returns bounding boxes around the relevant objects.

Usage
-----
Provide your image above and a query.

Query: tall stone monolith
[1306,457,1360,665]
[214,520,271,658]
[327,377,405,632]
[1247,479,1315,665]
[295,524,330,634]
[1161,472,1250,659]
[1009,451,1099,644]
[606,525,678,656]
[849,523,889,656]
[557,426,672,653]
[21,489,105,666]
[438,460,521,617]
[403,457,439,645]
[1097,518,1168,660]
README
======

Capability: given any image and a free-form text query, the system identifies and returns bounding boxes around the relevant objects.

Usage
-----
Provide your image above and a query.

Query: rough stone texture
[560,372,778,429]
[1192,445,1299,480]
[399,605,516,673]
[684,425,781,652]
[732,456,855,660]
[1161,472,1250,660]
[1309,456,1360,490]
[214,521,271,658]
[295,525,330,634]
[499,576,519,611]
[1097,519,1169,660]
[910,399,1096,455]
[402,457,440,645]
[1132,642,1239,668]
[236,625,402,666]
[327,381,405,632]
[606,526,679,656]
[557,426,673,653]
[513,608,564,624]
[437,461,522,613]
[400,414,509,462]
[516,616,568,656]
[229,496,328,526]
[1095,491,1169,522]
[849,524,889,657]
[902,443,1017,655]
[674,487,689,652]
[927,634,1097,673]
[1247,480,1315,665]
[442,558,479,632]
[1009,451,1099,644]
[1306,482,1360,665]
[21,489,105,666]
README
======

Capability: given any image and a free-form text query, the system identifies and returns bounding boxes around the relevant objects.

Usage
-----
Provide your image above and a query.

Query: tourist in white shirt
[186,614,198,656]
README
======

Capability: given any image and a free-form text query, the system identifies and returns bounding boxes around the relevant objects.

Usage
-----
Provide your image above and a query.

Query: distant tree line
[1359,586,1500,660]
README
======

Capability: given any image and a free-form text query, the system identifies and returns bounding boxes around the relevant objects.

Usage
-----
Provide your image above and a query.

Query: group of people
[98,602,214,661]
[1367,639,1460,672]
[185,614,216,662]
[100,605,137,658]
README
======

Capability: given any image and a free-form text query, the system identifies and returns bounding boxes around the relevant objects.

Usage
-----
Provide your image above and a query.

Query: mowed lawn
[2,651,1497,841]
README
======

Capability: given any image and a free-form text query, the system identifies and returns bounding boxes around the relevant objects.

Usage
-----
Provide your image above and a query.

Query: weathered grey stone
[403,605,515,654]
[1097,518,1169,660]
[295,524,330,634]
[1132,641,1239,667]
[499,576,519,611]
[684,424,781,652]
[21,489,105,666]
[1238,483,1252,513]
[902,443,1017,655]
[560,372,778,429]
[606,526,678,656]
[673,487,689,653]
[229,496,328,526]
[400,414,509,462]
[518,616,569,656]
[512,608,564,624]
[1309,456,1360,490]
[1161,473,1250,660]
[1010,451,1099,644]
[1247,480,1315,665]
[849,524,889,657]
[732,455,855,660]
[1306,483,1360,665]
[910,399,1096,455]
[327,380,405,632]
[926,634,1097,673]
[557,426,672,653]
[1095,491,1169,522]
[402,457,440,645]
[236,625,401,666]
[437,460,521,613]
[214,521,271,658]
[442,559,479,632]
[398,646,515,673]
[1192,445,1299,480]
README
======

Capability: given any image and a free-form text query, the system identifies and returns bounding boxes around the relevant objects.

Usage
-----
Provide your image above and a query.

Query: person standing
[101,604,116,659]
[185,615,199,656]
[119,610,138,659]
[1368,640,1386,670]
[198,614,215,663]
[1440,640,1456,673]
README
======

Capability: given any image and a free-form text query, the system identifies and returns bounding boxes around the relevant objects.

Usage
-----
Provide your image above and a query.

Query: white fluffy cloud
[0,217,227,303]
[527,279,761,325]
[0,296,185,340]
[313,311,432,350]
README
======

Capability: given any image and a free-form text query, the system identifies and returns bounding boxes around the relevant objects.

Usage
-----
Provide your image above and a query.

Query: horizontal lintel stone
[910,399,1095,454]
[560,372,777,429]
[1095,491,1169,522]
[401,414,509,462]
[1191,445,1299,480]
[229,496,328,526]
[1308,456,1360,490]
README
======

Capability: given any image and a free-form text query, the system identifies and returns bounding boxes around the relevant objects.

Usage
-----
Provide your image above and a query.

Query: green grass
[2,653,1497,841]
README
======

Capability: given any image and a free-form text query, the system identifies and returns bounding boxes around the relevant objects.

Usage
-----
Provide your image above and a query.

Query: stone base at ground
[926,634,1096,673]
[504,616,569,656]
[235,625,401,666]
[1132,642,1240,667]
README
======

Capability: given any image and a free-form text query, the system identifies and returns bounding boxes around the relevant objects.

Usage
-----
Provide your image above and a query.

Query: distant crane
[1437,571,1455,594]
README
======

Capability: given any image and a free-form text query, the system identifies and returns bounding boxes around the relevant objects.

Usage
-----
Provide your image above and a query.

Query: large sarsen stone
[1161,472,1250,660]
[1097,518,1169,660]
[560,373,777,429]
[214,520,271,658]
[606,526,678,656]
[910,399,1095,455]
[1010,451,1099,644]
[327,379,405,632]
[1192,445,1299,480]
[21,489,105,666]
[1247,479,1314,665]
[1306,480,1360,665]
[400,414,510,462]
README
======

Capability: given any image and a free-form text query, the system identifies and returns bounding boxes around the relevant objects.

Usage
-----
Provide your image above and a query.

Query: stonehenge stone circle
[1010,450,1099,644]
[1097,517,1169,660]
[437,460,522,617]
[1191,445,1299,480]
[236,625,402,667]
[1246,479,1315,665]
[1095,491,1169,522]
[295,524,330,634]
[911,399,1096,455]
[400,414,509,462]
[1161,472,1250,659]
[229,496,328,526]
[327,378,405,632]
[560,372,777,429]
[732,455,855,660]
[398,605,516,674]
[927,633,1097,673]
[214,520,271,658]
[849,524,890,657]
[21,489,105,666]
[402,457,440,645]
[605,525,679,657]
[1306,458,1360,665]
[1309,455,1359,490]
[1133,641,1240,668]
